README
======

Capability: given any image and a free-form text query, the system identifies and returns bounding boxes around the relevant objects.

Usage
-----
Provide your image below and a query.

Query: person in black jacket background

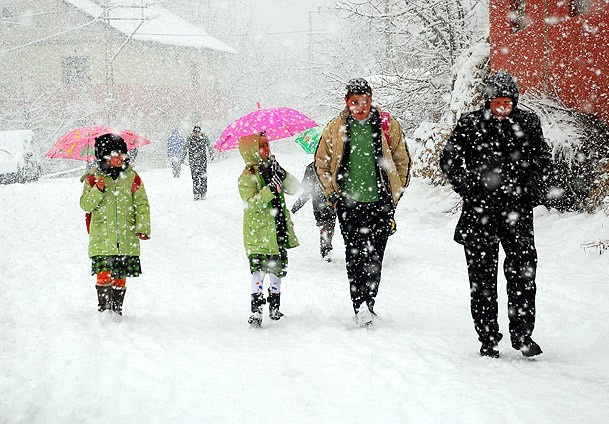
[291,162,337,261]
[184,126,213,200]
[440,71,551,358]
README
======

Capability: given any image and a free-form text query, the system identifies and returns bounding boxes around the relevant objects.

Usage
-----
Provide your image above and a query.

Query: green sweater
[343,120,379,203]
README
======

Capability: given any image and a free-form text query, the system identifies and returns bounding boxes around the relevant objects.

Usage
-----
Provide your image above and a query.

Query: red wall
[490,0,609,124]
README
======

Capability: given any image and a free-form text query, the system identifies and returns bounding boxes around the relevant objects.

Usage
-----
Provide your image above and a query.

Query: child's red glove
[137,233,149,240]
[95,177,105,191]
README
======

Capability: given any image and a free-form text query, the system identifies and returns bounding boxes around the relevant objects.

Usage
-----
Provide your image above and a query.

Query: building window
[569,0,590,16]
[62,56,91,85]
[509,0,526,33]
[0,5,16,19]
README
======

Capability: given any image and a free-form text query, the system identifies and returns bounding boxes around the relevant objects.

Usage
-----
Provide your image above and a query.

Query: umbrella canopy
[214,107,317,151]
[294,126,323,154]
[46,126,151,162]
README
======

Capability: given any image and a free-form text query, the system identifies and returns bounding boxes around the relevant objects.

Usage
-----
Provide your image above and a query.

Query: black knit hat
[483,70,519,107]
[94,133,127,160]
[345,78,372,97]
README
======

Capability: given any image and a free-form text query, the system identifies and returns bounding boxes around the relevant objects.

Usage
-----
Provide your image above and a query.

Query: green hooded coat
[80,166,151,257]
[238,134,299,256]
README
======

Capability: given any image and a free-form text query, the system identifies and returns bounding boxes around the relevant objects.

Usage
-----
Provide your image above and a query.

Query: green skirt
[91,255,142,278]
[248,247,288,278]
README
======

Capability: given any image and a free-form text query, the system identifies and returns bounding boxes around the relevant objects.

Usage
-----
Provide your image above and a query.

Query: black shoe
[479,343,500,358]
[248,312,262,327]
[513,337,543,357]
[366,302,379,320]
[355,304,373,327]
[321,248,332,262]
[479,333,502,358]
[269,309,284,321]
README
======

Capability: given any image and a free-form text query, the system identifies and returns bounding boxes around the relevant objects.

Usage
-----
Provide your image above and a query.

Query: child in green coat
[80,133,151,315]
[237,132,299,326]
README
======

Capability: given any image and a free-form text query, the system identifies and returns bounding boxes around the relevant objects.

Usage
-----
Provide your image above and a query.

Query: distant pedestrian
[166,128,185,178]
[80,133,151,316]
[315,78,411,326]
[184,125,212,200]
[238,132,300,327]
[291,161,336,261]
[440,70,551,358]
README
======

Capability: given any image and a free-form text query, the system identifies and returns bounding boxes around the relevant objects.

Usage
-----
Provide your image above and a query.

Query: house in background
[0,0,235,167]
[490,0,608,125]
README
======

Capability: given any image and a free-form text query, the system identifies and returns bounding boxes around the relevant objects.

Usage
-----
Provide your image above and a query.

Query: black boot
[512,336,543,357]
[248,293,265,326]
[96,285,112,312]
[268,289,284,321]
[111,287,126,316]
[479,333,503,358]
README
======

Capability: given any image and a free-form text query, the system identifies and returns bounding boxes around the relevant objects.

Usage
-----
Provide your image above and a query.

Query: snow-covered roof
[62,0,236,54]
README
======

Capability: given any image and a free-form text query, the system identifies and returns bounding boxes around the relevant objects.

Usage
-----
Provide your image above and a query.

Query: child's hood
[238,134,264,167]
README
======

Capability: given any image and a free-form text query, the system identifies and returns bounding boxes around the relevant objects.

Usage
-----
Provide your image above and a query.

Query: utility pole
[103,0,115,125]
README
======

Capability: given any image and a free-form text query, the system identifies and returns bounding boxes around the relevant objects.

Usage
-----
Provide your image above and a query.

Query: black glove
[268,156,287,182]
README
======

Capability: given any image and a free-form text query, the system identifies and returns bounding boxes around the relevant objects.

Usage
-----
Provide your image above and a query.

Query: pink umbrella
[46,125,151,162]
[214,107,317,151]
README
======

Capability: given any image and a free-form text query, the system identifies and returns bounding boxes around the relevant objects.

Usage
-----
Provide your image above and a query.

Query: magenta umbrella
[214,107,317,151]
[46,125,151,162]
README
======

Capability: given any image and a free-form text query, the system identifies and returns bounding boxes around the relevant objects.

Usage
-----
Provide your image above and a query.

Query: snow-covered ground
[1,149,608,423]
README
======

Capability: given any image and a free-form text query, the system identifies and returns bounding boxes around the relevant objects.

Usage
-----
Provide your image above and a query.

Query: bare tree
[322,0,487,129]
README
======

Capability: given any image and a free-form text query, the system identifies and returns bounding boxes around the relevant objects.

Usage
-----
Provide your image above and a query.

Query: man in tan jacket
[315,78,411,326]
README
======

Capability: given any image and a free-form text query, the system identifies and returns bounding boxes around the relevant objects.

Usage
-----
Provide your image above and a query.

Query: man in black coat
[184,126,212,200]
[440,71,551,358]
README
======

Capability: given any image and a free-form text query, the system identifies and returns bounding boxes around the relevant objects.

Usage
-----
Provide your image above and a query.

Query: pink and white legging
[251,271,281,295]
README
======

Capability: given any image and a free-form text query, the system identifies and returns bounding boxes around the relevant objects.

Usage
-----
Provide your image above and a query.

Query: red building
[490,0,609,124]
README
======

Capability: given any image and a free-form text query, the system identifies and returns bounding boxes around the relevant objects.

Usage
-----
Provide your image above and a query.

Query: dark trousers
[318,217,336,256]
[170,158,181,178]
[337,199,392,313]
[190,159,207,199]
[463,208,538,345]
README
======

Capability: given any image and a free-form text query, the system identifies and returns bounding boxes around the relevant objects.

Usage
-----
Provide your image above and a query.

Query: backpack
[84,172,142,234]
[381,111,391,147]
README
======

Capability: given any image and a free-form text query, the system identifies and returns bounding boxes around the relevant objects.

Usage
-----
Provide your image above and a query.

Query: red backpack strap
[381,111,391,147]
[131,173,142,195]
[84,174,97,233]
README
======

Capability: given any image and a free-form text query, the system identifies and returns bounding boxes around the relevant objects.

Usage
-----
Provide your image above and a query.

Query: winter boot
[479,343,500,358]
[248,293,266,327]
[268,289,284,321]
[512,336,543,357]
[479,333,503,358]
[355,304,373,327]
[322,249,332,262]
[111,287,126,316]
[96,285,112,312]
